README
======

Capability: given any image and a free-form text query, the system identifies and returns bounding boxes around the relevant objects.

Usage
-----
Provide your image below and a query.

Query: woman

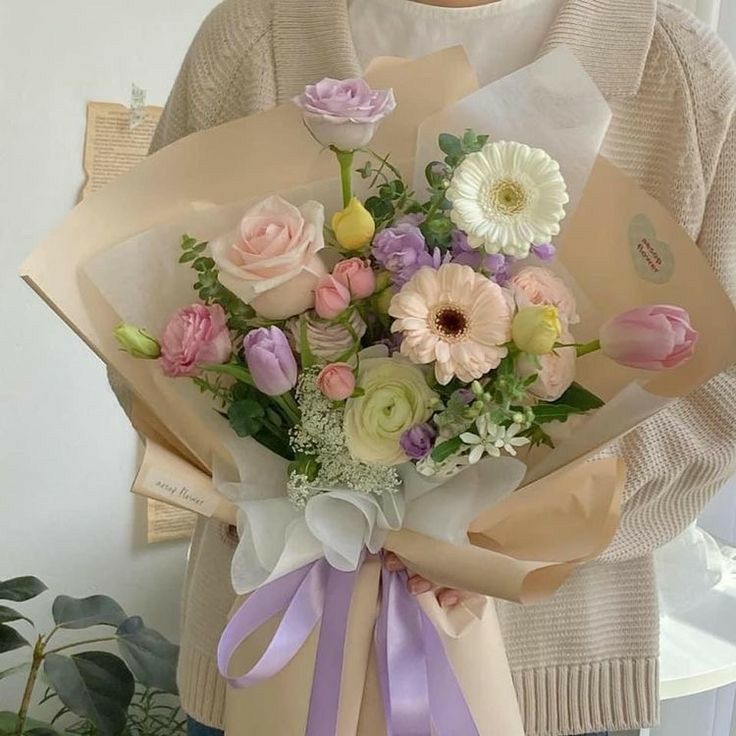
[148,1,736,734]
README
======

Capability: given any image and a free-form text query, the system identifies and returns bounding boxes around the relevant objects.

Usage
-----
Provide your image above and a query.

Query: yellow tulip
[511,306,562,355]
[332,197,376,251]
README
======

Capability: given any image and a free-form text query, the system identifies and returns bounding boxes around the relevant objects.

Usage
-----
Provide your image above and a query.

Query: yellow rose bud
[114,324,161,359]
[332,197,375,251]
[511,306,562,355]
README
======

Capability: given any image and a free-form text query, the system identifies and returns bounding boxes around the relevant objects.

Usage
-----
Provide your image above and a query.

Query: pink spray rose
[209,195,327,320]
[332,258,376,299]
[160,304,231,377]
[518,334,577,401]
[599,305,698,370]
[510,266,580,327]
[314,275,351,320]
[293,78,396,151]
[316,362,356,401]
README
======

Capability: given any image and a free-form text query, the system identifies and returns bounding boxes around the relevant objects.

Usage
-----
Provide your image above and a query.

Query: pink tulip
[332,258,376,299]
[314,275,351,320]
[316,362,356,401]
[599,305,698,370]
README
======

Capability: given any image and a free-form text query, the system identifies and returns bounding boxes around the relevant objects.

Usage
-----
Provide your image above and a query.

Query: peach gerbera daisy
[389,263,512,385]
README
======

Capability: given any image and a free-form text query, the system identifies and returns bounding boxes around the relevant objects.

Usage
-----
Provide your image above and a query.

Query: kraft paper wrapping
[20,47,736,735]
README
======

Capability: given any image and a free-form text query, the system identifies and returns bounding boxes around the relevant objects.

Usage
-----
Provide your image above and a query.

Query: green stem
[576,339,601,357]
[45,636,117,655]
[335,149,354,207]
[274,393,301,426]
[16,635,44,736]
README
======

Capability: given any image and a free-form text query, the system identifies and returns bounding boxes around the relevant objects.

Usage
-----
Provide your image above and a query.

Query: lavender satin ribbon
[217,557,480,736]
[375,566,480,736]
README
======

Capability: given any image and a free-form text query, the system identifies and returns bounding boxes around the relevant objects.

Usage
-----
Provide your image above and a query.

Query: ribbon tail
[306,564,361,736]
[217,560,328,687]
[377,567,432,736]
[421,606,480,736]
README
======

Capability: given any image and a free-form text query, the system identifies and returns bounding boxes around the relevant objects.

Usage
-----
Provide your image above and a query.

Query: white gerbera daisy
[446,141,569,258]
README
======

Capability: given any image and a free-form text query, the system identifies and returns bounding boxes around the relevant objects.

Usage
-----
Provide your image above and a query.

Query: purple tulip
[243,327,298,396]
[400,423,437,461]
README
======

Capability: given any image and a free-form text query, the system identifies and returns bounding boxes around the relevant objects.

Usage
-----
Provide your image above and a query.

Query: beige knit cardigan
[144,1,736,733]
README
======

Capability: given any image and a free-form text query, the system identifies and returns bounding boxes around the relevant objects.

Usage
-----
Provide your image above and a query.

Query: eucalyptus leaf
[0,605,31,626]
[52,595,127,630]
[0,624,29,653]
[116,617,179,695]
[44,652,134,736]
[438,133,463,158]
[0,576,47,602]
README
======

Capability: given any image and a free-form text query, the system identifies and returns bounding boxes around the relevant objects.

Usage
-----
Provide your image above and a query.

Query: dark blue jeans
[186,718,606,735]
[186,720,224,736]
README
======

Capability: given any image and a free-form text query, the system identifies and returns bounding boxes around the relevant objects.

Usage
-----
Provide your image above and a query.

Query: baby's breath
[287,368,401,506]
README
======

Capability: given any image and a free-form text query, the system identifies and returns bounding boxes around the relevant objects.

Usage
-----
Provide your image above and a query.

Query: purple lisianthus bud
[531,243,557,261]
[243,326,298,396]
[400,423,437,461]
[453,388,475,405]
[293,78,396,151]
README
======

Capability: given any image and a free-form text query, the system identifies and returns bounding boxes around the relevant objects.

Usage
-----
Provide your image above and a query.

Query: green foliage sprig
[0,577,179,736]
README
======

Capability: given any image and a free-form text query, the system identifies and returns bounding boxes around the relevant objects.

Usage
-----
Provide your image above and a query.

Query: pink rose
[314,275,351,320]
[332,258,376,299]
[600,305,698,370]
[160,303,231,377]
[316,362,356,401]
[209,195,327,320]
[518,334,576,401]
[510,266,579,327]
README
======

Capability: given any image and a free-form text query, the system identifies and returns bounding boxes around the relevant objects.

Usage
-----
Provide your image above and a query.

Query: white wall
[0,0,220,709]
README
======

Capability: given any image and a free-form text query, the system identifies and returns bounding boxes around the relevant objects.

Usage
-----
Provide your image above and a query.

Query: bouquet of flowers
[22,47,736,736]
[115,79,696,561]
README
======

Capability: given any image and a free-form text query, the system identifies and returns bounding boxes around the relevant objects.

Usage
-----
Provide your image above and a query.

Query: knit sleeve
[599,109,736,563]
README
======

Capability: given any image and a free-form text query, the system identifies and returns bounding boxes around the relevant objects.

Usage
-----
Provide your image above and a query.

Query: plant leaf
[52,595,127,630]
[438,133,463,158]
[430,436,463,463]
[0,662,30,681]
[0,624,29,653]
[228,399,265,438]
[553,382,604,412]
[0,713,63,736]
[44,652,134,736]
[116,617,179,695]
[0,605,31,626]
[0,576,47,602]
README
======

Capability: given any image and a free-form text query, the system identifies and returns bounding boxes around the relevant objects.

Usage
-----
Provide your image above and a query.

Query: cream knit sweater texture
[142,1,736,733]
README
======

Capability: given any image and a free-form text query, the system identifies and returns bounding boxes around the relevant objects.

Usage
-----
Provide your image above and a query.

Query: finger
[437,587,468,608]
[408,575,432,595]
[383,552,406,572]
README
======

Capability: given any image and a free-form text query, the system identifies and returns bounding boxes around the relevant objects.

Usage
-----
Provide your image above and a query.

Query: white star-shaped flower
[460,416,530,464]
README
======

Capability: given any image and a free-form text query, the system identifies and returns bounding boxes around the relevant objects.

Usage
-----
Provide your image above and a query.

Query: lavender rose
[243,326,298,396]
[400,423,437,461]
[293,78,396,151]
[160,304,231,378]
